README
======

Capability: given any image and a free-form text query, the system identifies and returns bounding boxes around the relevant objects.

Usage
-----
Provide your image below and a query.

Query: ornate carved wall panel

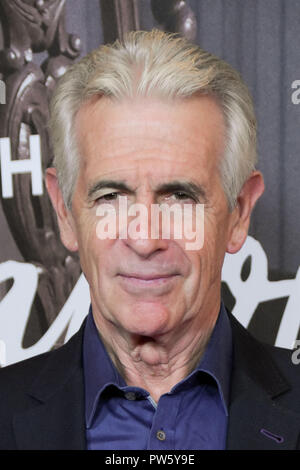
[0,0,81,345]
[99,0,197,44]
[151,0,197,41]
[99,0,140,43]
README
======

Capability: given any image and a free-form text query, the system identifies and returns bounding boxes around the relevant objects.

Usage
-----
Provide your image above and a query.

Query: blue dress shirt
[83,302,232,450]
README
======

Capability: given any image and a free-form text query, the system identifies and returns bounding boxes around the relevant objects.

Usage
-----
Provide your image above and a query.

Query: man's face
[57,95,254,338]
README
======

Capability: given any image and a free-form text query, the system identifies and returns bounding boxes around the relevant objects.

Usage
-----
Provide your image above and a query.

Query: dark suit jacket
[0,312,300,450]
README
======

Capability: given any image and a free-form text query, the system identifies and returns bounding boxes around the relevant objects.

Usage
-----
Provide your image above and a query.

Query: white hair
[49,29,257,211]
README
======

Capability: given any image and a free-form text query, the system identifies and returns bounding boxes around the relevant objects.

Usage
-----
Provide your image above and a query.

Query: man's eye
[97,192,119,202]
[172,192,195,201]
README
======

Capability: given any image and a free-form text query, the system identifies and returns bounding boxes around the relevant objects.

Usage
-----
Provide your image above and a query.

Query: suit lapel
[227,385,300,450]
[13,322,87,450]
[227,313,300,449]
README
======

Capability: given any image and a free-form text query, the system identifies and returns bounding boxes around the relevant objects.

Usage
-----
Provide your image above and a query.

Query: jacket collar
[226,312,300,449]
[13,319,87,450]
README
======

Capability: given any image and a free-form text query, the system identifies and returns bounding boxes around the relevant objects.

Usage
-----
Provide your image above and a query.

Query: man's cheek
[76,213,100,244]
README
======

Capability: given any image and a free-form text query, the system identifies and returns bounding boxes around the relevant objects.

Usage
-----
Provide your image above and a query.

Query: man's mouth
[117,272,180,293]
[118,273,178,281]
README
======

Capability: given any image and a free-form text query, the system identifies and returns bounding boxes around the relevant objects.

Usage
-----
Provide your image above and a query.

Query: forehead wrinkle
[77,109,218,165]
[80,146,215,200]
[76,95,226,191]
[80,133,214,171]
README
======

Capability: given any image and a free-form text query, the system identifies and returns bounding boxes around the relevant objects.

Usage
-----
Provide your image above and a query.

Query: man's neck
[93,304,220,403]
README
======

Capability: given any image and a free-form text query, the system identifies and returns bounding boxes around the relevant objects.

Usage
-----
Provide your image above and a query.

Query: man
[0,30,300,450]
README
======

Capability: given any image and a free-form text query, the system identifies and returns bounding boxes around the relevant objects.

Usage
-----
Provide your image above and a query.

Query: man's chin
[117,306,173,338]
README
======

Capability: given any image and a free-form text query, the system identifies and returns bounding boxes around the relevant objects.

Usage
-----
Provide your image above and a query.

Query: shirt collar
[83,301,232,426]
[83,306,127,427]
[193,301,232,415]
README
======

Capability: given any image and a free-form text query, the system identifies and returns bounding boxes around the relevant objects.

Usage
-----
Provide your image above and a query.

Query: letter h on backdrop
[0,135,43,198]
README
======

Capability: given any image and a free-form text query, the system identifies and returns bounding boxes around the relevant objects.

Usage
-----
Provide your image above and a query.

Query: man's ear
[45,167,78,252]
[226,171,265,254]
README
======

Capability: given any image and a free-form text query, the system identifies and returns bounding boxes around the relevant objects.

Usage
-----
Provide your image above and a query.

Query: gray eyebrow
[87,179,207,203]
[155,181,208,203]
[87,180,134,200]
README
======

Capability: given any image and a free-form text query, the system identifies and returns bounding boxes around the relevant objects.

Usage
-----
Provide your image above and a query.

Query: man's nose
[120,197,169,258]
[124,236,169,258]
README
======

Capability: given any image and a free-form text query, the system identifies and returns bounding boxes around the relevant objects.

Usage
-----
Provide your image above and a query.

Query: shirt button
[124,391,137,401]
[156,430,166,441]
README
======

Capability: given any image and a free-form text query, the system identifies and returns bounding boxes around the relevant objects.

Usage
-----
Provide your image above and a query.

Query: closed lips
[118,273,178,280]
